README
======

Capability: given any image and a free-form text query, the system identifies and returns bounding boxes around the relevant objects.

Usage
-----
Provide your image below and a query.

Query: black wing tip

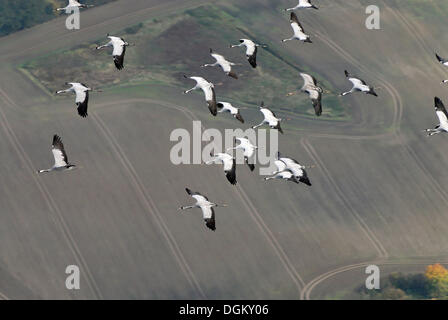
[277,125,284,134]
[78,110,88,118]
[52,134,63,145]
[76,99,89,118]
[226,161,237,185]
[435,97,445,109]
[344,70,350,77]
[206,223,216,231]
[185,188,192,195]
[301,177,312,186]
[208,101,218,116]
[114,61,124,70]
[228,72,238,79]
[236,112,245,123]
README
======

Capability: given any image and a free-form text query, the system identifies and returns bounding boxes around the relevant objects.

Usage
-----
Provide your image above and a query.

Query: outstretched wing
[76,90,89,118]
[244,156,255,171]
[204,87,217,116]
[435,97,448,125]
[52,135,69,167]
[274,159,287,173]
[235,111,245,123]
[308,89,322,116]
[273,122,284,134]
[185,188,209,202]
[299,169,312,186]
[247,46,257,68]
[436,53,447,64]
[260,107,276,119]
[290,12,305,32]
[300,73,317,87]
[224,158,237,185]
[113,45,126,70]
[345,70,367,86]
[202,207,216,231]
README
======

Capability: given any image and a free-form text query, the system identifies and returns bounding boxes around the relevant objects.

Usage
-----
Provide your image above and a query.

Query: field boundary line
[0,89,103,300]
[91,112,206,298]
[300,137,388,259]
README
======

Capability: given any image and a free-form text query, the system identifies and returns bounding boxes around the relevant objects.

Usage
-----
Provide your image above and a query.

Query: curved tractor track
[0,0,220,301]
[297,4,448,299]
[0,0,446,300]
[0,90,103,300]
[300,138,388,259]
[90,113,206,299]
[96,98,307,292]
[305,13,448,231]
[300,258,448,300]
[0,291,10,300]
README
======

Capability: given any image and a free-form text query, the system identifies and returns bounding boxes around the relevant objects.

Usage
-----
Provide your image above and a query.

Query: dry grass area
[21,4,346,120]
[3,0,448,299]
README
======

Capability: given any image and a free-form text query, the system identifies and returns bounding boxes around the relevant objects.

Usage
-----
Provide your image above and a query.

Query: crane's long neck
[180,205,196,210]
[212,203,227,208]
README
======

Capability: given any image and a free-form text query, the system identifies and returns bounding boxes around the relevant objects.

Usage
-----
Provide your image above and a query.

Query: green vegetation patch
[21,4,347,120]
[0,0,116,37]
[393,0,448,20]
[358,264,448,300]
